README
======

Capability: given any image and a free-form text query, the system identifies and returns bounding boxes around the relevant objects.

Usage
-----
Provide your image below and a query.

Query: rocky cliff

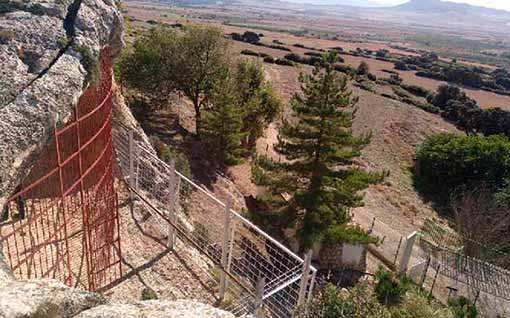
[0,0,123,206]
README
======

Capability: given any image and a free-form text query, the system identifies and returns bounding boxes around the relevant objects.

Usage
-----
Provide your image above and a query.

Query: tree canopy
[117,24,230,137]
[253,52,382,249]
[414,133,510,206]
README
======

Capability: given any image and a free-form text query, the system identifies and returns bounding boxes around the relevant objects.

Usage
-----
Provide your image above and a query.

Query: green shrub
[334,63,356,76]
[304,51,322,57]
[274,58,294,66]
[263,55,275,64]
[149,136,191,178]
[297,283,393,318]
[298,280,452,318]
[284,53,323,66]
[357,61,370,75]
[374,266,410,306]
[416,102,440,114]
[242,31,260,43]
[381,93,397,100]
[448,296,478,318]
[267,44,291,52]
[394,61,408,70]
[414,133,510,205]
[355,80,375,92]
[141,287,158,300]
[240,49,269,58]
[323,225,378,245]
[400,83,432,98]
[392,86,412,99]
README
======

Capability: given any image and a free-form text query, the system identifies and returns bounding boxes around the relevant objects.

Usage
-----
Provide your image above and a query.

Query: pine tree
[201,71,245,165]
[235,60,282,152]
[253,52,382,249]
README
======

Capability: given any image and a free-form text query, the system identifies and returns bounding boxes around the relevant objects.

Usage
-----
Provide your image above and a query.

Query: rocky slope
[0,251,234,318]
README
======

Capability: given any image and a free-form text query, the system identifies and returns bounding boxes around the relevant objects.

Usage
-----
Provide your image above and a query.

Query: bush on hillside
[400,83,431,98]
[274,58,294,66]
[263,55,275,64]
[149,136,191,178]
[374,266,410,306]
[333,63,356,75]
[414,133,510,205]
[297,281,451,318]
[448,296,478,318]
[394,61,408,70]
[240,49,269,58]
[357,61,370,75]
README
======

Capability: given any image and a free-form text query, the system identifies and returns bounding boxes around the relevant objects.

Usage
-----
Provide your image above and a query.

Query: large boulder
[0,279,107,318]
[0,0,123,206]
[75,300,236,318]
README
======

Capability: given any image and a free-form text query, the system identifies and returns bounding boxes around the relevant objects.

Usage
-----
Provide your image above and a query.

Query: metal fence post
[297,249,313,307]
[167,160,177,249]
[128,131,135,200]
[226,222,236,274]
[254,276,265,318]
[420,256,431,288]
[306,269,317,305]
[219,198,232,301]
[399,231,418,274]
[429,264,440,299]
[369,217,376,234]
[393,236,403,266]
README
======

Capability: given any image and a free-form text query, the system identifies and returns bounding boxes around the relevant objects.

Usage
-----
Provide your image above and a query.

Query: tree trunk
[194,102,202,140]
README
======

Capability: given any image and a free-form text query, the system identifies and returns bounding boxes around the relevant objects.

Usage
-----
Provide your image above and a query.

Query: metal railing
[113,124,317,317]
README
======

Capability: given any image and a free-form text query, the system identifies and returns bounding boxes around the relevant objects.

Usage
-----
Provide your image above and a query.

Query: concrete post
[254,276,265,318]
[218,199,232,301]
[297,249,313,307]
[128,131,135,200]
[167,160,177,249]
[399,231,418,274]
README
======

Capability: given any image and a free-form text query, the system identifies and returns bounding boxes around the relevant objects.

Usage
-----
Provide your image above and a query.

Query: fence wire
[113,125,316,317]
[366,216,406,271]
[0,48,121,292]
[420,219,510,301]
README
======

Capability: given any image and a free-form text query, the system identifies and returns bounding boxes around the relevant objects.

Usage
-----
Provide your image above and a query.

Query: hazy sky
[373,0,510,10]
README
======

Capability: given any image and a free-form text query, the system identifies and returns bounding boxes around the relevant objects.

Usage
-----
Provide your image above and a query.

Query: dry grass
[124,2,510,110]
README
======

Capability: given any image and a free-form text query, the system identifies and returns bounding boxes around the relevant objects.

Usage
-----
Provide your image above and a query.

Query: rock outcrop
[0,279,107,318]
[75,300,236,318]
[0,0,123,206]
[0,251,235,318]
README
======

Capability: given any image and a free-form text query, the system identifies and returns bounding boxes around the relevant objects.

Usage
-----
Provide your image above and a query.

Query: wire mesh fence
[353,213,510,316]
[419,219,510,301]
[365,216,406,271]
[113,124,317,317]
[0,47,121,291]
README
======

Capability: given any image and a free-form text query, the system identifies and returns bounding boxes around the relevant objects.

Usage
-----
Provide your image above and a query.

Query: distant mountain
[281,0,390,6]
[394,0,510,15]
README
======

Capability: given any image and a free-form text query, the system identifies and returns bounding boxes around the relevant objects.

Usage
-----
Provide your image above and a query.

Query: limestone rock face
[0,0,123,206]
[0,279,107,318]
[75,300,236,318]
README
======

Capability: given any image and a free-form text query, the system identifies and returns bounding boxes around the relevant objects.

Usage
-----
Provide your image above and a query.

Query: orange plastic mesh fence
[0,48,121,292]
